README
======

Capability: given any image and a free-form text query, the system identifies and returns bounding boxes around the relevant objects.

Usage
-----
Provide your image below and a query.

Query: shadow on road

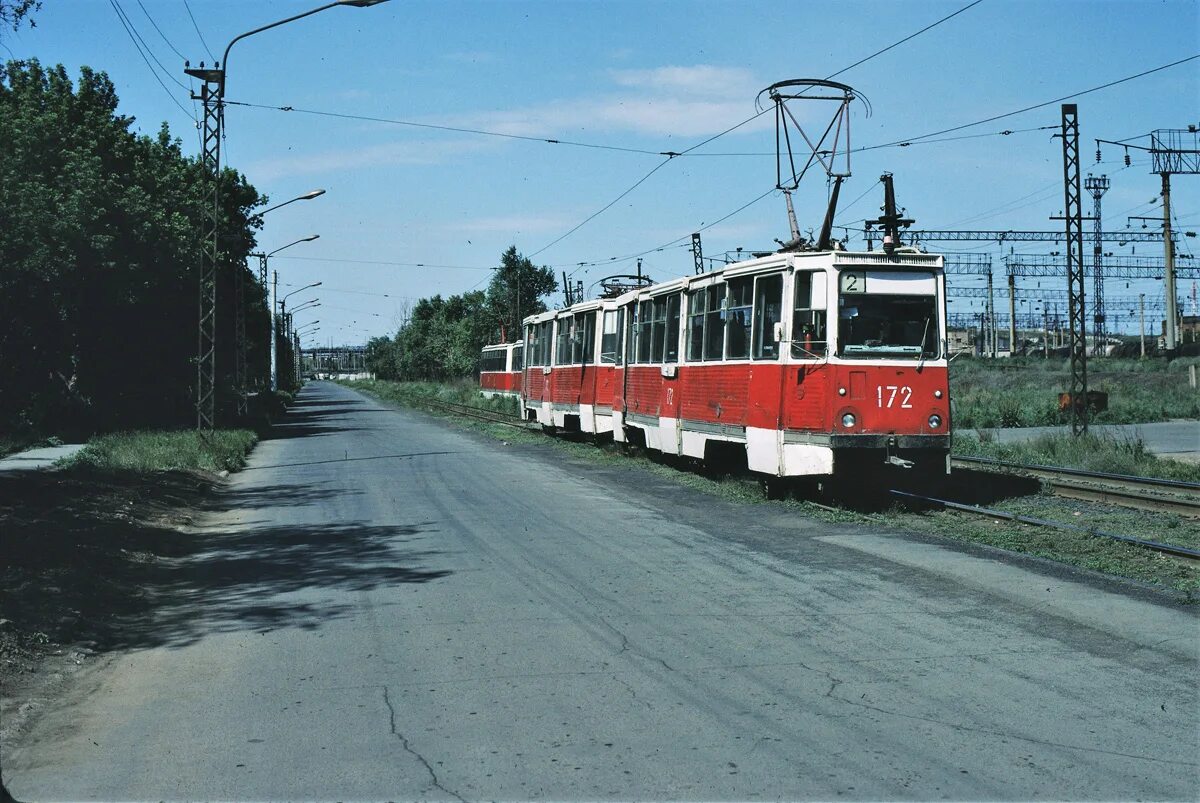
[0,469,452,665]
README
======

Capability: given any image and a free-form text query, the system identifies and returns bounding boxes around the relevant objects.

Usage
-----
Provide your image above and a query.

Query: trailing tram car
[518,246,950,482]
[522,298,623,435]
[478,341,523,399]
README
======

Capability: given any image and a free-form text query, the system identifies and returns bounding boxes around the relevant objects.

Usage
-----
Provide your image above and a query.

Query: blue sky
[6,0,1198,344]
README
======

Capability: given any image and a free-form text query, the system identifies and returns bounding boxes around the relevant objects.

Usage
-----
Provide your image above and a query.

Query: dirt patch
[0,468,221,740]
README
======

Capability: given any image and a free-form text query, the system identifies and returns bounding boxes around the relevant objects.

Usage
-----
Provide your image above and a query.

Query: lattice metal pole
[234,259,248,417]
[186,65,224,431]
[691,233,704,275]
[1085,174,1109,355]
[1060,104,1088,434]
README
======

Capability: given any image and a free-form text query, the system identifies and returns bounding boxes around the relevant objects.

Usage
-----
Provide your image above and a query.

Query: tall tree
[484,246,556,343]
[0,60,264,435]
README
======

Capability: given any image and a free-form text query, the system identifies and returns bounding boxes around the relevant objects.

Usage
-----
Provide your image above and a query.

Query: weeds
[952,430,1200,482]
[951,356,1200,429]
[61,429,259,474]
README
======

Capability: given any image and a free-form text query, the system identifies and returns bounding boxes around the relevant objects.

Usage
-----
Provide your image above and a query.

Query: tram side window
[636,299,655,363]
[664,292,681,363]
[600,309,622,363]
[686,288,706,361]
[481,350,504,372]
[525,326,538,366]
[556,318,574,365]
[792,271,828,358]
[625,305,638,364]
[752,273,783,360]
[704,283,726,360]
[649,297,667,362]
[538,321,554,365]
[726,277,753,360]
[511,344,523,371]
[579,311,596,364]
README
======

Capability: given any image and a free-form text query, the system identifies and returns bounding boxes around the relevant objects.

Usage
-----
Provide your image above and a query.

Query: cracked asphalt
[5,381,1197,800]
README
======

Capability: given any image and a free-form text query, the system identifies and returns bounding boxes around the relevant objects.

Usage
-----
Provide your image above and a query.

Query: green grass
[951,355,1200,428]
[343,378,520,418]
[62,429,259,474]
[953,430,1200,483]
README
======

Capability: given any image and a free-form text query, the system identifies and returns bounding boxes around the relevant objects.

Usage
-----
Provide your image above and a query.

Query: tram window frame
[664,292,681,363]
[792,271,828,358]
[579,311,596,364]
[725,277,753,360]
[481,350,505,373]
[524,325,538,366]
[625,304,638,364]
[556,317,574,365]
[600,309,622,364]
[511,343,523,371]
[752,273,783,360]
[686,282,727,362]
[538,321,553,366]
[636,299,655,364]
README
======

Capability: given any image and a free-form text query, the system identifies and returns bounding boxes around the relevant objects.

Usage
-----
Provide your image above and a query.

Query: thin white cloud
[246,138,492,182]
[453,64,771,139]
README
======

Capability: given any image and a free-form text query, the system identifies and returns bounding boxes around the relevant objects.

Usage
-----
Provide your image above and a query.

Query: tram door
[782,270,830,431]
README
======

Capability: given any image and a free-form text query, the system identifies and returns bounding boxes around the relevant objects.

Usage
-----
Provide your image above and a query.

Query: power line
[825,0,985,81]
[136,0,186,60]
[224,100,668,157]
[111,0,188,91]
[108,0,195,121]
[275,255,489,271]
[870,54,1200,150]
[181,0,214,62]
[527,157,675,258]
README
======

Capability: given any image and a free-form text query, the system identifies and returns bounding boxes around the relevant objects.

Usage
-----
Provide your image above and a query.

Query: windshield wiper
[916,317,931,371]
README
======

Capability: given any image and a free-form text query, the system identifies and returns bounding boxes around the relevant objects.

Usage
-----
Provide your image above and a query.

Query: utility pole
[234,259,248,417]
[271,270,278,391]
[986,270,996,358]
[1161,171,1178,353]
[691,232,704,275]
[1084,174,1109,355]
[1096,126,1198,355]
[1007,273,1016,357]
[183,64,224,430]
[1139,293,1146,357]
[1055,103,1088,435]
[1042,304,1050,359]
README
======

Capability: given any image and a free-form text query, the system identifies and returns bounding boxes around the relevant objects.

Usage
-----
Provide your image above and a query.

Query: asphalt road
[5,381,1197,800]
[985,420,1200,462]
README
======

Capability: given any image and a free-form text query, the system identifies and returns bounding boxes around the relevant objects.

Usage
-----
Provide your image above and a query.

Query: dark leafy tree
[0,60,264,436]
[485,246,556,343]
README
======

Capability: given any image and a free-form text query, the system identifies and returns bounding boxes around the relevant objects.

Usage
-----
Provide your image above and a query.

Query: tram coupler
[884,436,914,469]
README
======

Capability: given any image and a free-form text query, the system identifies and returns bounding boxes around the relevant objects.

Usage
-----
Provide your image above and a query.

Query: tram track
[889,488,1200,563]
[951,455,1200,518]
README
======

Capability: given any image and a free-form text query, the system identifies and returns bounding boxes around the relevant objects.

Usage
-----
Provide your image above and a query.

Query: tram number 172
[877,385,913,409]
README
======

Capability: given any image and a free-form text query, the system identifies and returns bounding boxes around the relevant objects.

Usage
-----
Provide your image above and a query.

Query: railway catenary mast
[502,81,951,485]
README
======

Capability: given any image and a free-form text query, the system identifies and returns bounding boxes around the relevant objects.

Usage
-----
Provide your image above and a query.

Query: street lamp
[251,189,326,222]
[183,0,388,428]
[269,240,320,391]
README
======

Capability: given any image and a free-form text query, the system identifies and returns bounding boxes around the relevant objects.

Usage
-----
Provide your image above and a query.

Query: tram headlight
[928,414,942,429]
[841,412,856,428]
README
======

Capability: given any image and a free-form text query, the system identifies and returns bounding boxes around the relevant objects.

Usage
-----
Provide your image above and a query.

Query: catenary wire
[136,0,187,60]
[181,0,215,62]
[108,0,195,121]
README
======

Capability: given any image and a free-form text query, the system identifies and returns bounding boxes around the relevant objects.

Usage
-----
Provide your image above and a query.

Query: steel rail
[890,489,1200,562]
[951,456,1200,518]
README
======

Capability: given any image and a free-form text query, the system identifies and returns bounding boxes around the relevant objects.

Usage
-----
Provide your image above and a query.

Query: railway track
[952,455,1200,518]
[890,488,1200,563]
[418,398,530,429]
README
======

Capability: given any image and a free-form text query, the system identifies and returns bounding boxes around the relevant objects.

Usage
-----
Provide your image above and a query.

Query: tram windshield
[838,294,939,358]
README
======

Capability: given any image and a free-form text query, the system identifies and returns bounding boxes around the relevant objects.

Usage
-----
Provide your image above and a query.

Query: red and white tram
[478,341,524,399]
[519,246,950,480]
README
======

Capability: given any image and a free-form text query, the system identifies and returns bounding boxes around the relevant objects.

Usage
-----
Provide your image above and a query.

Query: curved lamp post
[184,0,388,428]
[269,239,320,391]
